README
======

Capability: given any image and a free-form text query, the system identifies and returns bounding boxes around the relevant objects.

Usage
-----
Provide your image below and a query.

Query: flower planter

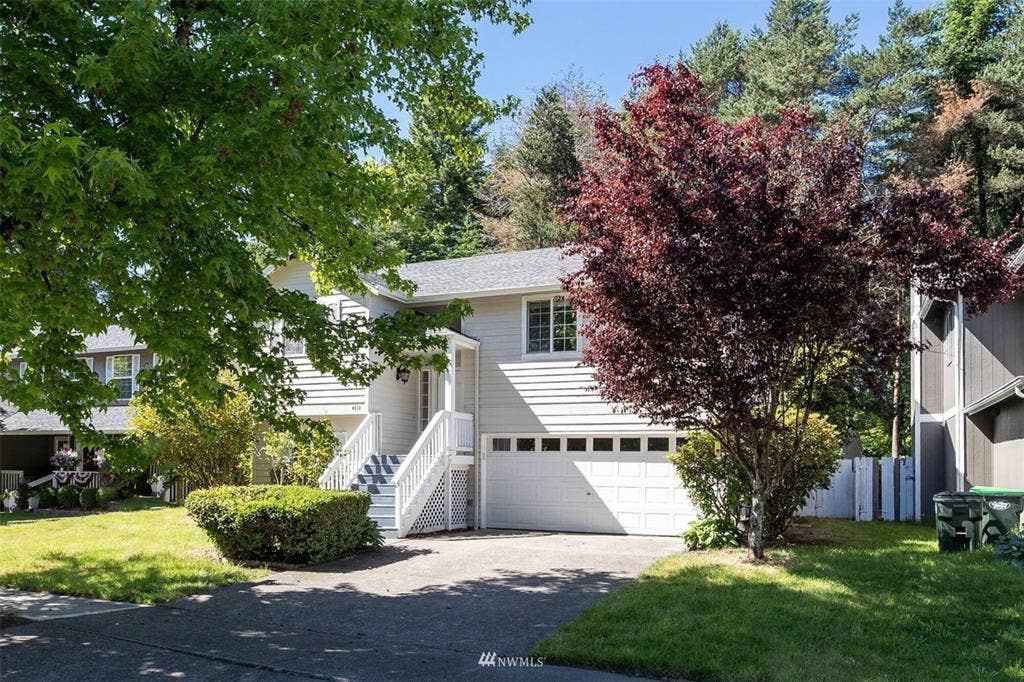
[28,494,39,511]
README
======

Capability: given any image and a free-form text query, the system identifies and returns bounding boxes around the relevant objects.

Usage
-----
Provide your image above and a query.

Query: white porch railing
[454,411,474,452]
[26,471,102,489]
[394,410,451,537]
[319,412,381,491]
[1,470,24,491]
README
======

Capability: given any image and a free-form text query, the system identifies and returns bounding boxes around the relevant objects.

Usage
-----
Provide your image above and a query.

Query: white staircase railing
[453,411,474,451]
[319,412,381,490]
[394,410,451,537]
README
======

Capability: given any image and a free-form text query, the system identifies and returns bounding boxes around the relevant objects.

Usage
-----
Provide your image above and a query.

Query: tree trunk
[748,474,766,561]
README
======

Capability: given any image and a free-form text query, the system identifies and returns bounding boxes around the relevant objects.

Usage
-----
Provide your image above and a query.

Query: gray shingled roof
[0,403,132,433]
[377,247,582,300]
[82,326,141,351]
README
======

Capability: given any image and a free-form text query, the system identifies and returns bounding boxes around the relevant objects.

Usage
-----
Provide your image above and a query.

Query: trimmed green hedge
[185,485,373,564]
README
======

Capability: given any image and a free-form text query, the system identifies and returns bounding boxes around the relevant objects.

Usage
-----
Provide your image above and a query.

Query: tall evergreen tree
[845,1,938,183]
[389,108,490,263]
[483,83,594,249]
[925,0,1014,236]
[978,6,1024,232]
[686,0,857,122]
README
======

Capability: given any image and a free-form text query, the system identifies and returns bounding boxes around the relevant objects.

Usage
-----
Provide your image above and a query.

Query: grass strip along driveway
[534,520,1024,680]
[0,506,264,603]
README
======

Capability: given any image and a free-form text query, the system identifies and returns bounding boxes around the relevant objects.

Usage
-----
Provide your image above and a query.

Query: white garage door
[484,435,699,536]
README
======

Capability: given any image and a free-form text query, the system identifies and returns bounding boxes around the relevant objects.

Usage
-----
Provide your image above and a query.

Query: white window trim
[521,294,583,359]
[18,361,26,378]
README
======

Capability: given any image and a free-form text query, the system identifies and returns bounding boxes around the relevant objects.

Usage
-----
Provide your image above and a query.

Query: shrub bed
[56,486,80,508]
[185,485,373,564]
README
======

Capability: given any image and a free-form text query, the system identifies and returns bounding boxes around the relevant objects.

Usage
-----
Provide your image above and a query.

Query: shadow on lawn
[536,528,1024,681]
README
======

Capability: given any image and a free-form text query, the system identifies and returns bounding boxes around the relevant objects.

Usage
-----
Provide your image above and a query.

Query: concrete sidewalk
[0,588,142,622]
[0,531,678,680]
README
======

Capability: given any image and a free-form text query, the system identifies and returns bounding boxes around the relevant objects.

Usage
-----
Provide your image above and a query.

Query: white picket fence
[797,456,914,522]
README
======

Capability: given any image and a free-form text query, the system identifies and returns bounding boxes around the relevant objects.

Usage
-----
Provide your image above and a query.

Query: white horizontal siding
[367,294,420,455]
[269,260,370,415]
[463,294,657,434]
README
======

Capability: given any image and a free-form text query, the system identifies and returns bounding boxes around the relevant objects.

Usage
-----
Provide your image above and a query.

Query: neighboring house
[268,248,696,538]
[1,247,697,538]
[910,248,1024,516]
[0,327,154,486]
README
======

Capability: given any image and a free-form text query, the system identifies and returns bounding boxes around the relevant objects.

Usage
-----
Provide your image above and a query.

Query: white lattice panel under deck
[409,466,473,535]
[410,475,447,534]
[451,468,469,528]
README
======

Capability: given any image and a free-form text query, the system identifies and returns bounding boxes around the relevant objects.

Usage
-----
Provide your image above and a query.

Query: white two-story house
[271,248,696,538]
[2,248,698,537]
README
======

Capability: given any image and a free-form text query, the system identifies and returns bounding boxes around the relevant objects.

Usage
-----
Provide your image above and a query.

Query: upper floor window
[525,296,579,354]
[109,354,138,400]
[282,337,306,356]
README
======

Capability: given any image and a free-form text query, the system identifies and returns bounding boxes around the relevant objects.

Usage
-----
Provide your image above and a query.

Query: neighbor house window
[525,296,578,354]
[109,354,137,399]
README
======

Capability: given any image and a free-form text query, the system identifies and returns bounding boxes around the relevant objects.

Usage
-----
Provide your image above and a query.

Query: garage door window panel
[566,438,587,452]
[516,437,536,452]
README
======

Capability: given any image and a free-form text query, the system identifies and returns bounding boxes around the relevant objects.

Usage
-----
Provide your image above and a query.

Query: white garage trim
[479,431,697,536]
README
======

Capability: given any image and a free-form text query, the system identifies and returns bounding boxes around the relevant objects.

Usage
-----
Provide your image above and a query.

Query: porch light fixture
[396,366,411,384]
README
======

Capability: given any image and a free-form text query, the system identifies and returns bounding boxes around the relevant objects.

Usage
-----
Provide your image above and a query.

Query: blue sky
[464,0,932,139]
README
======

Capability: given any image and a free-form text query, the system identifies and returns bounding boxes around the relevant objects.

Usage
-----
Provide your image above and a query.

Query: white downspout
[955,294,967,491]
[910,288,923,519]
[474,346,482,529]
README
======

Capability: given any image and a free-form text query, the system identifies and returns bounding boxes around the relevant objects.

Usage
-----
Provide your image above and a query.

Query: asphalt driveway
[0,530,679,680]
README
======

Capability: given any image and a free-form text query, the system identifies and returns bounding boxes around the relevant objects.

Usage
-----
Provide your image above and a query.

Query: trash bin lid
[970,486,1024,496]
[934,491,983,500]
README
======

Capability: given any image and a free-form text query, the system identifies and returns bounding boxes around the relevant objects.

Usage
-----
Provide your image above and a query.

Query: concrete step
[369,499,395,512]
[368,454,405,466]
[353,473,394,485]
[350,482,396,494]
[362,464,400,476]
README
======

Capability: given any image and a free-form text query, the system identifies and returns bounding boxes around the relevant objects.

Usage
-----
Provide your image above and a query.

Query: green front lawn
[0,506,266,603]
[534,520,1024,680]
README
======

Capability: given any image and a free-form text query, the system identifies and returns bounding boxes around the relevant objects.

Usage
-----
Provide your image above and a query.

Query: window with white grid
[524,296,578,354]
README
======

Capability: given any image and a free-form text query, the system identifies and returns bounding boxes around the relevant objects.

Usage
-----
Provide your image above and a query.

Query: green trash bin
[970,486,1024,543]
[933,492,984,552]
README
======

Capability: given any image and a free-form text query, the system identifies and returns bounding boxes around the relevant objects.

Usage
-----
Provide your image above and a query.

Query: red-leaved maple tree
[564,63,1019,559]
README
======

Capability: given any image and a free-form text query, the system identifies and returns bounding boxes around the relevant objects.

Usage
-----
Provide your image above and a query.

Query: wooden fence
[797,456,914,522]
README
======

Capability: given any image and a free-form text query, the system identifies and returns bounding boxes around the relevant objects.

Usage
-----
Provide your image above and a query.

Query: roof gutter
[964,376,1024,416]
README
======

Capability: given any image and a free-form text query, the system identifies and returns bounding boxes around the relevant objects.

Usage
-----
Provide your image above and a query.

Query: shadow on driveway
[0,530,679,680]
